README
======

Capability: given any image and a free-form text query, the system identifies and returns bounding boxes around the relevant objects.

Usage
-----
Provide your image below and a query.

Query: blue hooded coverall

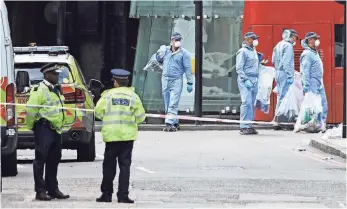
[300,37,328,125]
[156,45,193,125]
[236,43,260,129]
[272,30,295,119]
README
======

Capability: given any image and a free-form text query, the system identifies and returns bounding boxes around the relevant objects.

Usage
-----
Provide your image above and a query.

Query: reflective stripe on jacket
[26,82,66,133]
[95,87,146,142]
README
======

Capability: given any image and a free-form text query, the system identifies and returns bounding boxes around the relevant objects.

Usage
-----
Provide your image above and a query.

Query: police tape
[0,102,293,125]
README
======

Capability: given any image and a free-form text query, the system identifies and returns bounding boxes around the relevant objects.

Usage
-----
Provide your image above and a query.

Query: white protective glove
[157,45,167,59]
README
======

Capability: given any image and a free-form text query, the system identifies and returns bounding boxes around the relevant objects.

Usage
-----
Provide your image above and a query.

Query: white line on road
[135,166,156,174]
[17,164,25,168]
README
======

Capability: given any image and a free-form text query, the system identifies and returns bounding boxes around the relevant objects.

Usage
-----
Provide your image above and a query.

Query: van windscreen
[15,63,72,85]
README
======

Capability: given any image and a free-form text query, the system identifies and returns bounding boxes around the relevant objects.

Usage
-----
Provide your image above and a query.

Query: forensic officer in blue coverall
[300,32,328,132]
[272,29,298,130]
[156,32,193,132]
[236,32,261,135]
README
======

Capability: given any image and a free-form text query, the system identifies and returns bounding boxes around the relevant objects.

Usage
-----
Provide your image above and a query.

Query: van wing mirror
[16,71,30,93]
[88,79,103,91]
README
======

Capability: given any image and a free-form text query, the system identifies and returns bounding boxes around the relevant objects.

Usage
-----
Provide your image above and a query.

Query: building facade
[6,1,245,122]
[130,1,244,116]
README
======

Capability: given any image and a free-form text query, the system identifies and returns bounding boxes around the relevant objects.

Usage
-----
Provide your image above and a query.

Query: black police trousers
[100,141,134,197]
[33,119,62,193]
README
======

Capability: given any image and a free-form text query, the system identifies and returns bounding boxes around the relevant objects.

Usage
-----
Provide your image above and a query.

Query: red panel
[243,1,344,124]
[244,1,342,26]
[0,77,8,122]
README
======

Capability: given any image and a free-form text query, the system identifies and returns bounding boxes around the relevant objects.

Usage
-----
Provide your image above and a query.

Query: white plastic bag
[293,71,304,109]
[321,124,343,139]
[294,92,323,132]
[255,65,276,114]
[274,84,299,123]
[143,54,163,74]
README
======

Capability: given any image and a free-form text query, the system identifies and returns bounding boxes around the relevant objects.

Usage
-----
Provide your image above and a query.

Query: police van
[14,44,98,162]
[0,0,18,177]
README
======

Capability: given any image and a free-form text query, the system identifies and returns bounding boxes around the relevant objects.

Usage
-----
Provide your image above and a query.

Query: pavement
[309,137,346,159]
[95,123,275,132]
[1,130,346,208]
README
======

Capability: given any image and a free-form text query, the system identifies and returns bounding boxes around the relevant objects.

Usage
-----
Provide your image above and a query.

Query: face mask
[252,39,259,47]
[174,41,181,48]
[314,39,320,47]
[292,41,296,46]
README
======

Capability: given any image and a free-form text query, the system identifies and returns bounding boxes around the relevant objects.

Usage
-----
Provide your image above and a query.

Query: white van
[0,0,18,177]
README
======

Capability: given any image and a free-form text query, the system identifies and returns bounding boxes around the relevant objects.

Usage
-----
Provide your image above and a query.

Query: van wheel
[1,150,18,177]
[77,131,96,162]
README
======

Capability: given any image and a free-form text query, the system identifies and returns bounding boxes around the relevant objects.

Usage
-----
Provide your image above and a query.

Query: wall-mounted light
[154,15,159,18]
[214,14,220,19]
[181,15,186,19]
[203,15,209,19]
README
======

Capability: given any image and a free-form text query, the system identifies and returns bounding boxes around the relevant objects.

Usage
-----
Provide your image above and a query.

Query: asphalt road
[1,130,346,208]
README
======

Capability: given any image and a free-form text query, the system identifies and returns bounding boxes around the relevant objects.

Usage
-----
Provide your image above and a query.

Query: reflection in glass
[132,17,195,113]
[335,24,344,68]
[130,0,245,115]
[202,17,243,113]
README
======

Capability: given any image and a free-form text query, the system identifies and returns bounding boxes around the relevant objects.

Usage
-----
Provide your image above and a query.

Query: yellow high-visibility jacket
[26,82,66,134]
[95,87,146,142]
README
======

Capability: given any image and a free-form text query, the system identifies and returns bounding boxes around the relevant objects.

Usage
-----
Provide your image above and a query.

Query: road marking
[17,164,25,168]
[96,154,104,159]
[337,201,346,208]
[17,156,33,160]
[135,166,156,174]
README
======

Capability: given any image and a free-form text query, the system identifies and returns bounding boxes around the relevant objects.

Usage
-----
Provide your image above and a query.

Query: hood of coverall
[282,29,296,45]
[241,41,254,50]
[301,39,318,54]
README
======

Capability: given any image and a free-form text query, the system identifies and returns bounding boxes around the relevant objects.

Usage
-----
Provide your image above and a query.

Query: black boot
[118,196,134,204]
[249,127,258,135]
[163,124,177,132]
[35,192,52,201]
[96,193,112,202]
[239,128,252,135]
[174,123,181,130]
[48,189,70,199]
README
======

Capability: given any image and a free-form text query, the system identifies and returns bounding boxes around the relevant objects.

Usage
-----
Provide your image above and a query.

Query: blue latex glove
[286,77,294,85]
[303,85,309,93]
[257,52,264,62]
[187,83,193,93]
[245,80,253,89]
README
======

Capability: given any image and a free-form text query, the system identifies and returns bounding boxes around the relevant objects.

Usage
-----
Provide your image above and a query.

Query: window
[15,63,73,85]
[130,0,245,115]
[335,24,344,68]
[202,17,243,113]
